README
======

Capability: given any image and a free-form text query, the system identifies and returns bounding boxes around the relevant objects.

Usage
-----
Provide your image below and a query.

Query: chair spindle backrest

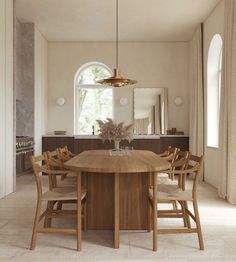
[46,150,63,169]
[31,154,49,199]
[165,147,180,168]
[174,150,190,170]
[190,154,204,198]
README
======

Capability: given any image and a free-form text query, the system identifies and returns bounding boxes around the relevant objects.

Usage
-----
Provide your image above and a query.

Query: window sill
[206,145,219,149]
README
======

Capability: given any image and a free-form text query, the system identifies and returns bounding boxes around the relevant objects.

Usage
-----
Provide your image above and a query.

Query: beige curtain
[189,26,204,156]
[218,0,236,204]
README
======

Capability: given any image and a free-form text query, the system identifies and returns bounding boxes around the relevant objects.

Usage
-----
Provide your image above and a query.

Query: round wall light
[119,97,128,106]
[174,97,183,106]
[56,97,65,106]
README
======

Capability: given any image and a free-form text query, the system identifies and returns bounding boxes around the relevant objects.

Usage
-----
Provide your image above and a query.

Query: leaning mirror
[134,88,168,135]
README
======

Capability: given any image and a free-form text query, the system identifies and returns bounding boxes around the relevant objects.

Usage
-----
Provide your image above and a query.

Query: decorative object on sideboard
[54,131,67,135]
[119,97,128,106]
[56,97,65,106]
[174,96,183,106]
[96,118,134,151]
[97,0,137,87]
[167,127,184,135]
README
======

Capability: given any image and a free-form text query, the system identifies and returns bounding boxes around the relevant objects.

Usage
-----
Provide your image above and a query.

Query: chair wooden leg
[184,201,191,228]
[83,198,87,231]
[178,175,183,189]
[30,200,42,250]
[43,201,50,228]
[192,200,204,250]
[148,198,151,232]
[57,201,63,210]
[180,201,188,227]
[77,172,82,251]
[182,174,186,191]
[172,201,178,210]
[153,173,158,251]
[44,201,54,228]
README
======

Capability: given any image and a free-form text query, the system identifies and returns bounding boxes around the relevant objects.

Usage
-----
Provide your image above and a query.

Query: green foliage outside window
[76,64,112,134]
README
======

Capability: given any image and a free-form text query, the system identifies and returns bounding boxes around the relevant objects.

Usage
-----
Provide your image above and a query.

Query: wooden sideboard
[42,136,189,155]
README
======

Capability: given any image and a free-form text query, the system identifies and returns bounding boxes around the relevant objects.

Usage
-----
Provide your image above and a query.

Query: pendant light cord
[116,0,119,69]
[97,0,137,85]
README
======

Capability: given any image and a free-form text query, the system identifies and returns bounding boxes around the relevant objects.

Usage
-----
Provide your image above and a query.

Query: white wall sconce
[174,96,183,106]
[56,97,65,106]
[119,97,128,106]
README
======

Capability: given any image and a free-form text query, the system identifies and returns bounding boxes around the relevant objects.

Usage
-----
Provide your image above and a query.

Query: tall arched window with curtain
[207,34,223,148]
[74,62,113,135]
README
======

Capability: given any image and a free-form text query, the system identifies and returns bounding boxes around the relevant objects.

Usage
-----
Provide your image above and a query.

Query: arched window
[74,62,113,135]
[207,34,223,148]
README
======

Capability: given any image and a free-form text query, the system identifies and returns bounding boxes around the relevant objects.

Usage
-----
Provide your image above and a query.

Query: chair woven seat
[158,184,180,193]
[42,187,86,201]
[158,172,169,178]
[157,173,178,186]
[149,186,193,201]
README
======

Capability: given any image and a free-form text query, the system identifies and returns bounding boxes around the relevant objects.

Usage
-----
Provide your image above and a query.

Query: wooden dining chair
[30,154,87,251]
[174,150,190,190]
[45,150,87,224]
[46,150,64,169]
[56,147,76,181]
[157,145,172,158]
[157,147,179,185]
[159,151,190,226]
[46,150,76,186]
[158,151,189,189]
[149,154,204,250]
[153,151,190,218]
[163,147,179,180]
[58,146,75,162]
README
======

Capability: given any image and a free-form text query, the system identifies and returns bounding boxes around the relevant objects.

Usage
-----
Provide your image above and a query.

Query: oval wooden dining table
[64,149,170,251]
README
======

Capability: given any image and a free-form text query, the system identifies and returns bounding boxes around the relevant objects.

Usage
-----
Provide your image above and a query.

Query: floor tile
[0,174,236,261]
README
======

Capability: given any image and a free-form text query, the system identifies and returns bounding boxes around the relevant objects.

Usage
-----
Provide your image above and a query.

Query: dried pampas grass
[96,118,134,142]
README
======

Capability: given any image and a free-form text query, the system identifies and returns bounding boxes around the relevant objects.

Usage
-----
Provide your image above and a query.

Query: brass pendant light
[97,0,137,87]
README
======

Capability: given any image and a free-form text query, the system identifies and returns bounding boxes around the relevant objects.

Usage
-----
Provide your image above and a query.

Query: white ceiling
[15,0,220,42]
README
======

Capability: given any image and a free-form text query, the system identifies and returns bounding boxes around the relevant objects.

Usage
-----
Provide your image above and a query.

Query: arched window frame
[73,62,113,135]
[207,34,223,148]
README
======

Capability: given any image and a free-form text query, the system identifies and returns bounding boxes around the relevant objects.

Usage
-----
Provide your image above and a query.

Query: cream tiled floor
[0,174,236,261]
